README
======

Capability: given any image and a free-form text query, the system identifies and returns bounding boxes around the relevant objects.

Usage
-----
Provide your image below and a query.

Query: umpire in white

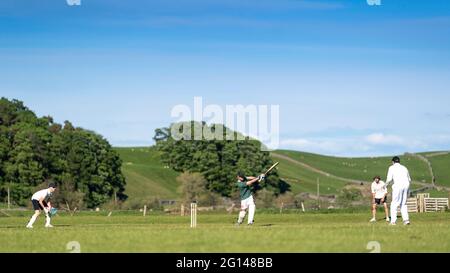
[386,156,411,226]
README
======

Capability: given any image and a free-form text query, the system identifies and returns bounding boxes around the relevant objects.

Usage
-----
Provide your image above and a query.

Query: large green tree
[154,121,289,197]
[0,98,126,207]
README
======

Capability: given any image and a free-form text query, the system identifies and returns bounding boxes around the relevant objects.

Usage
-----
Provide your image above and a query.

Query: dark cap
[48,183,57,189]
[392,156,400,163]
[237,171,245,179]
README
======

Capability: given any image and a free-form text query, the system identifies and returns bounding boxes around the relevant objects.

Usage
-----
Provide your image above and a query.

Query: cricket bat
[264,162,279,176]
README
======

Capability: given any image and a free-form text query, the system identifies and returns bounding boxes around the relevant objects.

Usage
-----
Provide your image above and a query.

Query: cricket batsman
[385,156,411,226]
[236,172,265,226]
[26,183,57,229]
[370,176,390,223]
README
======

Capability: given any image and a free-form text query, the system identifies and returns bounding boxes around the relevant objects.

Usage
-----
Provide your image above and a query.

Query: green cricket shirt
[237,181,253,200]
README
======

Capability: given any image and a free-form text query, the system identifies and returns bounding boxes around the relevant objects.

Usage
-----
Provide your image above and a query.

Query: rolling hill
[114,147,180,202]
[274,150,432,184]
[422,151,450,187]
[114,147,450,203]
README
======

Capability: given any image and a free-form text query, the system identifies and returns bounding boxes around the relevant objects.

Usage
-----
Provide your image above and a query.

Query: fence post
[143,205,147,217]
[7,187,10,210]
[317,178,320,209]
[419,195,423,213]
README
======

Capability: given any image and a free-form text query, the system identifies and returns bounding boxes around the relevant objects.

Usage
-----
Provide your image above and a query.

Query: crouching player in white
[386,156,411,226]
[370,176,390,223]
[236,172,265,226]
[26,183,57,229]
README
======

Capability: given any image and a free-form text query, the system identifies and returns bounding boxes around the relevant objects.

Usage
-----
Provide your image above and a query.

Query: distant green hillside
[273,155,348,195]
[115,147,449,202]
[423,152,450,187]
[114,147,180,202]
[274,150,433,184]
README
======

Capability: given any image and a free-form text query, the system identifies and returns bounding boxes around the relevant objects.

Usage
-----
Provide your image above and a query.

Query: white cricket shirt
[371,181,387,199]
[386,163,411,189]
[31,189,51,201]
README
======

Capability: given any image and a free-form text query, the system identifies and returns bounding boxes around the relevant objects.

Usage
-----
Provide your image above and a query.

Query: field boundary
[424,198,449,212]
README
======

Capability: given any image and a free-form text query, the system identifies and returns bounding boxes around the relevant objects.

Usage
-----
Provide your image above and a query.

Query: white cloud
[364,133,432,151]
[365,133,405,146]
[280,138,310,147]
[280,132,450,157]
[280,138,371,156]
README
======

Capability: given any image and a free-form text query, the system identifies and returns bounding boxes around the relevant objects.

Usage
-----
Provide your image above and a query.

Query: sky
[1,0,450,157]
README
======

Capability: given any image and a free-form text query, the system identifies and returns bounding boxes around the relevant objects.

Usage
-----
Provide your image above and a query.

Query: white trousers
[390,186,410,224]
[239,196,256,224]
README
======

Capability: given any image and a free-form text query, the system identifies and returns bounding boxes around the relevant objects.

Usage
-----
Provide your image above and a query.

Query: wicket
[190,202,197,228]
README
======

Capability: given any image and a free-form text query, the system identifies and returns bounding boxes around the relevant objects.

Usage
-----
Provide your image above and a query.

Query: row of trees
[154,121,290,199]
[0,98,126,208]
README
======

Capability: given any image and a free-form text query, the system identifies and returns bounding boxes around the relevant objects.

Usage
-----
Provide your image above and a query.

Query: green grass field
[1,211,449,253]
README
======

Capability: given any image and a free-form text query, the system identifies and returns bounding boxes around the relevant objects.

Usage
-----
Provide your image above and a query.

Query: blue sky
[1,0,450,156]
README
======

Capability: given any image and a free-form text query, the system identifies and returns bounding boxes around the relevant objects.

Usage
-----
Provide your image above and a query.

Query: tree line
[0,98,126,208]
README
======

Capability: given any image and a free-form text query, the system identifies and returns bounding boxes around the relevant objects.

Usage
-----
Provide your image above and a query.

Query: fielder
[370,176,390,223]
[385,156,411,226]
[26,183,57,229]
[236,172,265,226]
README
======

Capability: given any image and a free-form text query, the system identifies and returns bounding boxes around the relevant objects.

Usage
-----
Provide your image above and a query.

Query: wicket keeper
[26,183,57,229]
[236,172,265,226]
[370,176,390,223]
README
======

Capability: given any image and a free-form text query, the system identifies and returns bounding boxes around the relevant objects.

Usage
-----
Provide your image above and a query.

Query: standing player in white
[385,156,411,226]
[236,172,265,226]
[370,176,390,223]
[26,183,57,229]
